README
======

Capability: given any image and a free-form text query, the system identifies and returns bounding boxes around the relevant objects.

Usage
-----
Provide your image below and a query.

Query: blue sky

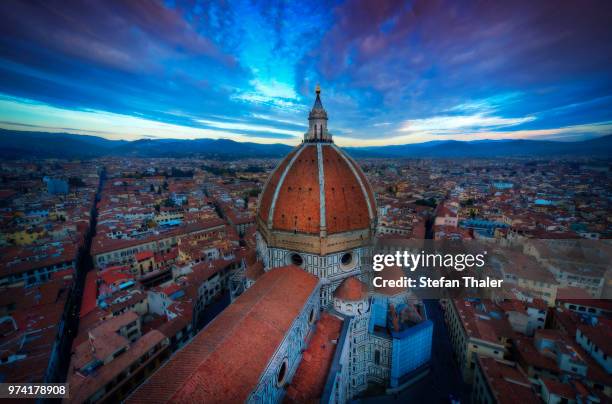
[0,0,611,146]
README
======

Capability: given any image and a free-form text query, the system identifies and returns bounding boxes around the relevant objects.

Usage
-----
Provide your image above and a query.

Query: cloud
[399,114,536,134]
[447,93,524,114]
[334,120,612,147]
[249,79,298,100]
[299,0,612,141]
[197,119,302,138]
[0,1,259,132]
[250,114,307,129]
[0,0,610,145]
[2,93,610,147]
[0,95,298,144]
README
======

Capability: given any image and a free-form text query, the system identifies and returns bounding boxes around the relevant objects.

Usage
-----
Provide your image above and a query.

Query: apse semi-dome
[333,276,369,302]
[257,86,376,255]
[333,276,370,316]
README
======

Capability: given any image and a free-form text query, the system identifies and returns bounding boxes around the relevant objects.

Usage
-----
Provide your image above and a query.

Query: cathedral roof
[285,312,343,402]
[127,265,318,404]
[333,276,369,301]
[258,143,376,235]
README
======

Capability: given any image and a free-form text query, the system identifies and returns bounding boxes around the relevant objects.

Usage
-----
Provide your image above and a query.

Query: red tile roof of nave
[127,265,319,404]
[258,146,299,225]
[284,312,343,403]
[333,276,368,301]
[272,145,321,233]
[323,145,371,233]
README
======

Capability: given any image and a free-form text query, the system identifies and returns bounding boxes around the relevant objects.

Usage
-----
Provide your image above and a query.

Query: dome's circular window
[289,253,304,267]
[340,252,356,270]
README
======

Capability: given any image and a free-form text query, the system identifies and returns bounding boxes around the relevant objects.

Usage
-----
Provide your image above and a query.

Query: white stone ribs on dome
[332,143,375,221]
[267,144,309,228]
[317,143,327,237]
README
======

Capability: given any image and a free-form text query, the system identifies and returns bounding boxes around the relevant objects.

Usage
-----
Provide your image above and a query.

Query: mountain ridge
[0,129,610,159]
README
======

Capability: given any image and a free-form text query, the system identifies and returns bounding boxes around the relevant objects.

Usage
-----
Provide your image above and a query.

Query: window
[341,253,352,266]
[308,307,316,324]
[277,359,288,387]
[290,253,303,267]
[374,350,380,365]
[340,252,356,270]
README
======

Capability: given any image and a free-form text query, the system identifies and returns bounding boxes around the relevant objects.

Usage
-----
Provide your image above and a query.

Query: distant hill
[109,137,294,159]
[0,129,610,159]
[0,130,125,159]
[0,130,293,159]
[344,135,612,158]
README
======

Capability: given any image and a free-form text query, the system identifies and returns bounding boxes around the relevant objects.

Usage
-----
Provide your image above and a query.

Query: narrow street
[55,167,106,383]
[395,300,471,403]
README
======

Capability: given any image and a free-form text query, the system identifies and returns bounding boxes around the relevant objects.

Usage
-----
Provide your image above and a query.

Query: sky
[0,0,611,147]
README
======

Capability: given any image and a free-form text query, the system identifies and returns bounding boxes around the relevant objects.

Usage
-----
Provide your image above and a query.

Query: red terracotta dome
[258,143,375,235]
[333,276,369,301]
[257,88,376,255]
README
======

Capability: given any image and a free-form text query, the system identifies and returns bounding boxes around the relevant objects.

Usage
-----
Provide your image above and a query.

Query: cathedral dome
[257,87,376,255]
[258,143,375,235]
